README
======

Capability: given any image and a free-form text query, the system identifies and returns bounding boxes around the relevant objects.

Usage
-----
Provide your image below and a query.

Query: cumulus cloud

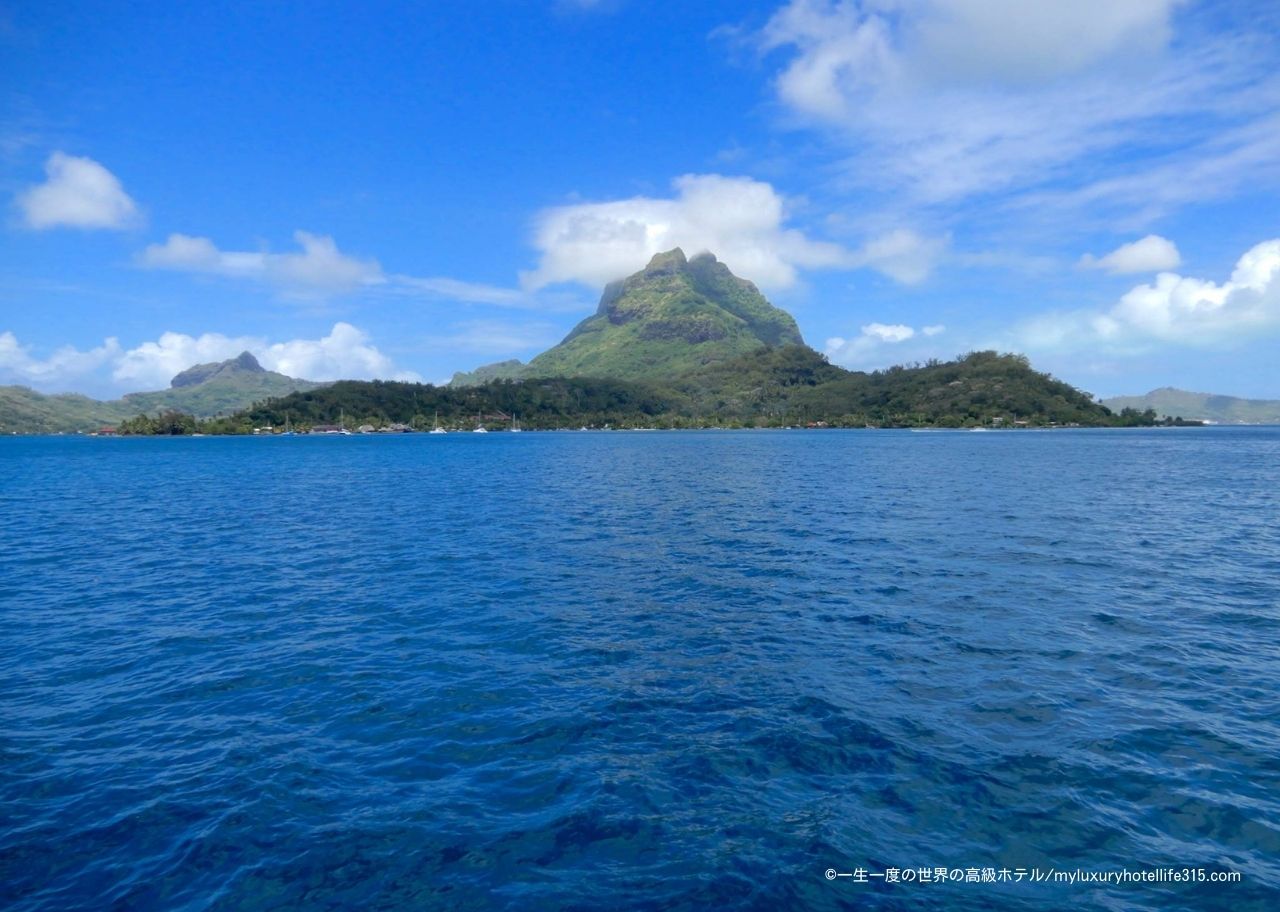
[265,322,420,382]
[523,173,854,290]
[1019,237,1280,352]
[16,152,140,230]
[110,330,260,388]
[114,322,419,388]
[862,322,915,343]
[1,323,417,394]
[753,1,1271,210]
[522,173,942,289]
[138,231,383,296]
[0,332,122,387]
[825,320,946,367]
[1080,234,1181,274]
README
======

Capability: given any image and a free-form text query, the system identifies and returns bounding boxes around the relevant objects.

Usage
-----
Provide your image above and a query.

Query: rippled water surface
[3,429,1279,911]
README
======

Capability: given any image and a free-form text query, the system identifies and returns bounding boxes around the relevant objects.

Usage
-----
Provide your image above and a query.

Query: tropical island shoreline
[4,251,1217,436]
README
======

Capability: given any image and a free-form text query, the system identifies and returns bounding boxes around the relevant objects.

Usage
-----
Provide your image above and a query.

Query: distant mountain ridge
[1102,387,1280,424]
[453,248,804,385]
[171,350,268,387]
[0,351,323,434]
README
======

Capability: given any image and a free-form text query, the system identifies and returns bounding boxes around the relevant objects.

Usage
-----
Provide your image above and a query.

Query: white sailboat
[510,413,522,433]
[473,410,488,433]
[430,410,447,434]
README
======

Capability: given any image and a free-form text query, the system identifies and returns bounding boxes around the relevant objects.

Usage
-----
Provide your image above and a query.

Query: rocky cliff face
[171,351,266,388]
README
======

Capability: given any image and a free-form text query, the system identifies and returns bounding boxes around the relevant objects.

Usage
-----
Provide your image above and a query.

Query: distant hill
[0,352,323,433]
[119,352,324,419]
[452,248,804,385]
[450,359,527,386]
[1102,387,1280,424]
[0,387,133,435]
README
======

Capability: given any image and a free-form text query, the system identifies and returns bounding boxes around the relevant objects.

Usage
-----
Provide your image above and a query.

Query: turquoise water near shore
[2,429,1278,910]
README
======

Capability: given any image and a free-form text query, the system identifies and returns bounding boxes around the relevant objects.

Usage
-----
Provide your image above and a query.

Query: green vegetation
[0,386,133,434]
[786,350,1124,428]
[229,376,676,433]
[0,351,323,434]
[116,348,1184,435]
[5,255,1203,436]
[451,248,803,385]
[1102,387,1280,424]
[117,365,322,419]
[117,410,202,435]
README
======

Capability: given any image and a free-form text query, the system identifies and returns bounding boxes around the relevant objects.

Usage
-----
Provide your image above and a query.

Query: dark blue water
[3,429,1278,911]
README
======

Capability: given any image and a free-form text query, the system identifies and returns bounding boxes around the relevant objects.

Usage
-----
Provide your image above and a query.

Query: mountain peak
[171,350,267,388]
[232,351,263,372]
[518,248,804,381]
[642,247,687,275]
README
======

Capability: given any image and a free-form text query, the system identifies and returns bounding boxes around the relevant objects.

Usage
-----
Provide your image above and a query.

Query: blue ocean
[2,429,1278,911]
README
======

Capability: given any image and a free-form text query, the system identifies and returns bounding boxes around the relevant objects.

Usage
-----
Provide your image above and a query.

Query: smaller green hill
[0,387,131,434]
[449,359,528,387]
[0,352,324,433]
[120,352,324,418]
[1103,387,1280,424]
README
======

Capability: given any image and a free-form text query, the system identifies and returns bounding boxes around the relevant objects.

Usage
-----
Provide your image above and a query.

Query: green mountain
[452,248,803,385]
[0,387,133,435]
[22,251,1157,434]
[0,352,323,433]
[118,352,324,418]
[1102,387,1280,424]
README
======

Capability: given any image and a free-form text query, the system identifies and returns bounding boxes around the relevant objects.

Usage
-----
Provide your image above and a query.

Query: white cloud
[522,173,943,289]
[825,320,946,367]
[134,232,591,311]
[522,173,854,290]
[17,152,140,230]
[908,0,1177,85]
[1080,234,1181,274]
[111,330,259,388]
[0,332,121,387]
[851,227,949,284]
[760,0,1180,120]
[862,322,915,342]
[263,322,420,382]
[1,323,418,394]
[138,231,383,296]
[753,1,1273,211]
[1014,112,1280,226]
[1019,237,1280,352]
[113,322,419,388]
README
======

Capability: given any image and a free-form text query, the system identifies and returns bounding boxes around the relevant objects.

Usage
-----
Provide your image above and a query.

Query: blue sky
[3,0,1279,398]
